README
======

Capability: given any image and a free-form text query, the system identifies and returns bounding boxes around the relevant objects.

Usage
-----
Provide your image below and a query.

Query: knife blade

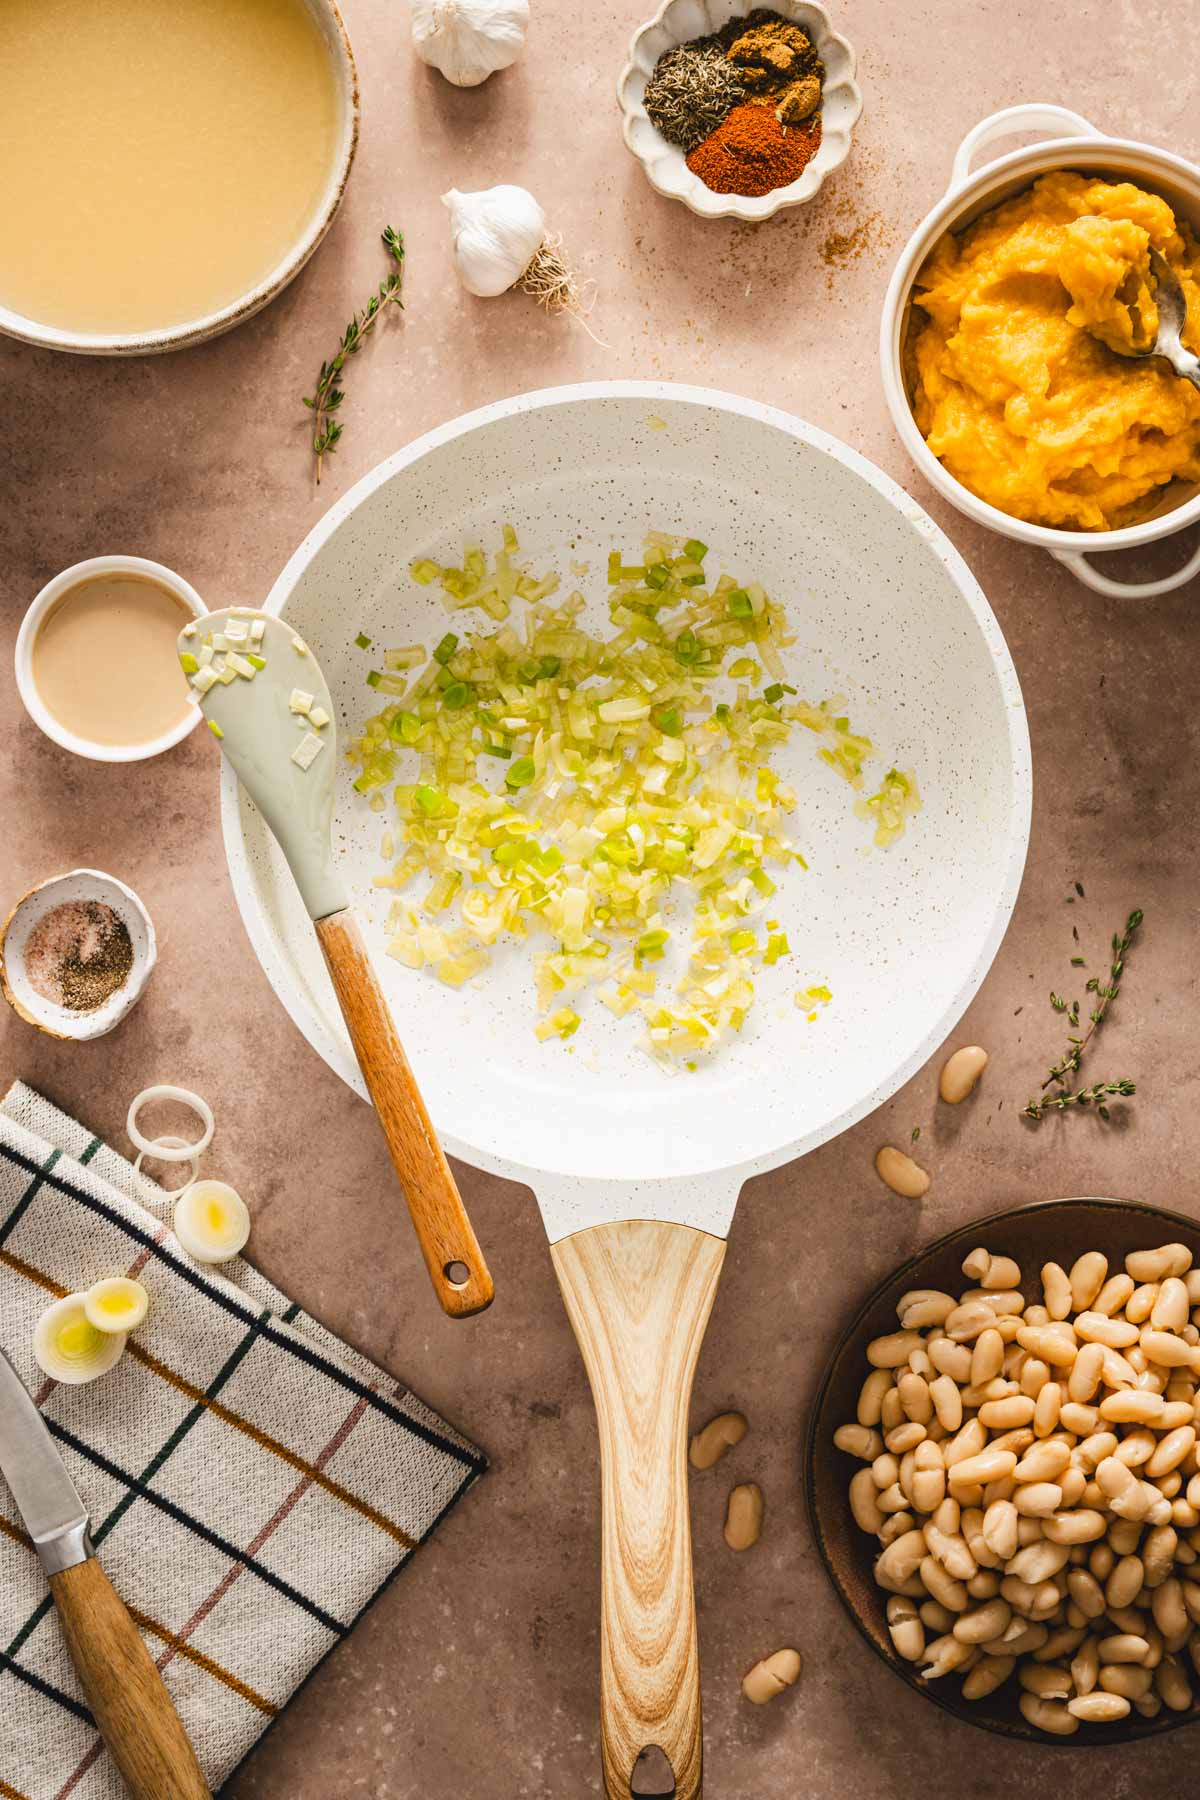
[0,1346,91,1573]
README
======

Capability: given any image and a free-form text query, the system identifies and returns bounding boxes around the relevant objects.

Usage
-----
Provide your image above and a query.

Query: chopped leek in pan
[349,529,920,1067]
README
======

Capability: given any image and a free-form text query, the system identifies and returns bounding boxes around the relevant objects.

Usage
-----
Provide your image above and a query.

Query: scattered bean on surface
[741,1648,801,1705]
[939,1046,989,1105]
[875,1147,931,1200]
[835,1236,1200,1733]
[724,1482,764,1551]
[689,1411,747,1470]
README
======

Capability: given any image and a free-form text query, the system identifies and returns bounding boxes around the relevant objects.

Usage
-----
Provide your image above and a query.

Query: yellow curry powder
[908,172,1200,531]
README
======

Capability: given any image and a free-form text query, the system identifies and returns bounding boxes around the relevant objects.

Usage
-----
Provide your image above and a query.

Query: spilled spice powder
[687,104,821,198]
[24,899,133,1012]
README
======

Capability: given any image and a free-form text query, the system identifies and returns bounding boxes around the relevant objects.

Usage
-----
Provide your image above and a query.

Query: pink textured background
[3,0,1200,1793]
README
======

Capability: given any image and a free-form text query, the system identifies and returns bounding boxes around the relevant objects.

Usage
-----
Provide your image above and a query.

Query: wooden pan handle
[551,1220,726,1800]
[48,1557,210,1800]
[314,908,494,1318]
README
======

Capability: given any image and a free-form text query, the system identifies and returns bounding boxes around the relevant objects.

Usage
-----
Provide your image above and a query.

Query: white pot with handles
[880,103,1200,599]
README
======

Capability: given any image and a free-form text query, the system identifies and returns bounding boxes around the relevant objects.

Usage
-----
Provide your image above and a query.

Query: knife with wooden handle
[0,1347,211,1799]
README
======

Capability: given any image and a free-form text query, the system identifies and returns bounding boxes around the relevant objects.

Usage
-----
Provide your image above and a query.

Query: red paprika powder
[686,103,821,197]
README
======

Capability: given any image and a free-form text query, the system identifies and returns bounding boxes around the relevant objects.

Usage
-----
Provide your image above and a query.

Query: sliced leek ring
[174,1179,250,1264]
[134,1135,200,1195]
[84,1277,149,1335]
[127,1085,214,1162]
[34,1295,126,1385]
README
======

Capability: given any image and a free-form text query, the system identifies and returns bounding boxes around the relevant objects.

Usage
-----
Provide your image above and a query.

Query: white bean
[1143,1330,1200,1371]
[1099,1390,1166,1425]
[1126,1245,1192,1283]
[886,1594,925,1662]
[1068,1692,1130,1722]
[946,1302,998,1344]
[939,1046,989,1104]
[962,1653,1015,1700]
[1155,1652,1193,1711]
[899,1289,956,1330]
[1105,1556,1144,1610]
[1034,1383,1063,1438]
[928,1373,963,1432]
[1067,1340,1106,1403]
[1093,1274,1136,1317]
[1098,1634,1151,1665]
[875,1529,927,1589]
[1153,1278,1191,1332]
[1069,1253,1108,1314]
[835,1423,884,1461]
[897,1371,933,1425]
[867,1331,924,1369]
[1147,1427,1196,1479]
[1126,1284,1159,1325]
[875,1146,930,1199]
[1018,1693,1078,1735]
[1013,1441,1071,1484]
[857,1368,891,1427]
[1017,1326,1077,1369]
[1075,1311,1139,1349]
[1013,1482,1062,1518]
[1041,1510,1108,1546]
[1071,1636,1101,1696]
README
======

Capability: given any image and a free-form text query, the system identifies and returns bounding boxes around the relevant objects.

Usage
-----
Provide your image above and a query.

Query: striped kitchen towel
[0,1082,486,1799]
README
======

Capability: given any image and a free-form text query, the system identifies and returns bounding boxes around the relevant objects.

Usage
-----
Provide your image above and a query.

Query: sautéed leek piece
[0,0,340,334]
[350,530,922,1068]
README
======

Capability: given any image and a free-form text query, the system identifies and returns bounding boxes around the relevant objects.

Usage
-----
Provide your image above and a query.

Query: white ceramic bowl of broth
[0,0,358,355]
[15,557,205,761]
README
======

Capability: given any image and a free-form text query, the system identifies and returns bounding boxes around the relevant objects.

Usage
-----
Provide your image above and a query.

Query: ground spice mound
[686,104,821,197]
[24,899,133,1012]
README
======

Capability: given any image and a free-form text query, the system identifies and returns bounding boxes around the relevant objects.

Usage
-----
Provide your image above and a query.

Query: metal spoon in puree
[1110,248,1200,390]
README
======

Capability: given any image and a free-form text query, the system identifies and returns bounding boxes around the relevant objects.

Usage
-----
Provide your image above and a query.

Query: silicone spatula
[180,609,493,1318]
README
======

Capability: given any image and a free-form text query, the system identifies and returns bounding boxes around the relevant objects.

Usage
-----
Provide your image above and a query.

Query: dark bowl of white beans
[806,1196,1200,1743]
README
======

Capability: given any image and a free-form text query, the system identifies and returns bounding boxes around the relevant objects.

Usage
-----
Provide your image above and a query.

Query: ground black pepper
[24,899,134,1012]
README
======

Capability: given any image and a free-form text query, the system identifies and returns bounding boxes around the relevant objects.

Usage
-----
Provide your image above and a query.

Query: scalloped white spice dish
[617,0,861,221]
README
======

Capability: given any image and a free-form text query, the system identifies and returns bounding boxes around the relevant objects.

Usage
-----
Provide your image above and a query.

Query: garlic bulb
[411,0,528,88]
[443,185,546,297]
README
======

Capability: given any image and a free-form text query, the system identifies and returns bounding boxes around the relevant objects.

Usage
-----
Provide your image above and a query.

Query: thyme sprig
[1024,1079,1136,1122]
[1042,909,1142,1090]
[303,226,405,482]
[1022,908,1143,1123]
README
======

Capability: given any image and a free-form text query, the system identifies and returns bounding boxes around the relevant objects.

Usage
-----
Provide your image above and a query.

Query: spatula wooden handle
[315,908,493,1318]
[48,1557,210,1800]
[551,1220,726,1800]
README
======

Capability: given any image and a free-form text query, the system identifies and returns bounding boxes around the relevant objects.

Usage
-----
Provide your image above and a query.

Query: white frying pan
[221,384,1031,1796]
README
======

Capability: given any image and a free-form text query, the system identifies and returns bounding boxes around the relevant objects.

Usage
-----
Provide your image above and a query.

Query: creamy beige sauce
[33,575,194,746]
[0,0,340,334]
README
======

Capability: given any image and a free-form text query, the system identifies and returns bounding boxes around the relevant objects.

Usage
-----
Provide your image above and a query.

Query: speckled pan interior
[220,383,1030,1239]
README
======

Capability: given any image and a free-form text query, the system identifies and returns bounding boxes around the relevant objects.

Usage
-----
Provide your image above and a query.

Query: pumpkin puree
[908,172,1200,531]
